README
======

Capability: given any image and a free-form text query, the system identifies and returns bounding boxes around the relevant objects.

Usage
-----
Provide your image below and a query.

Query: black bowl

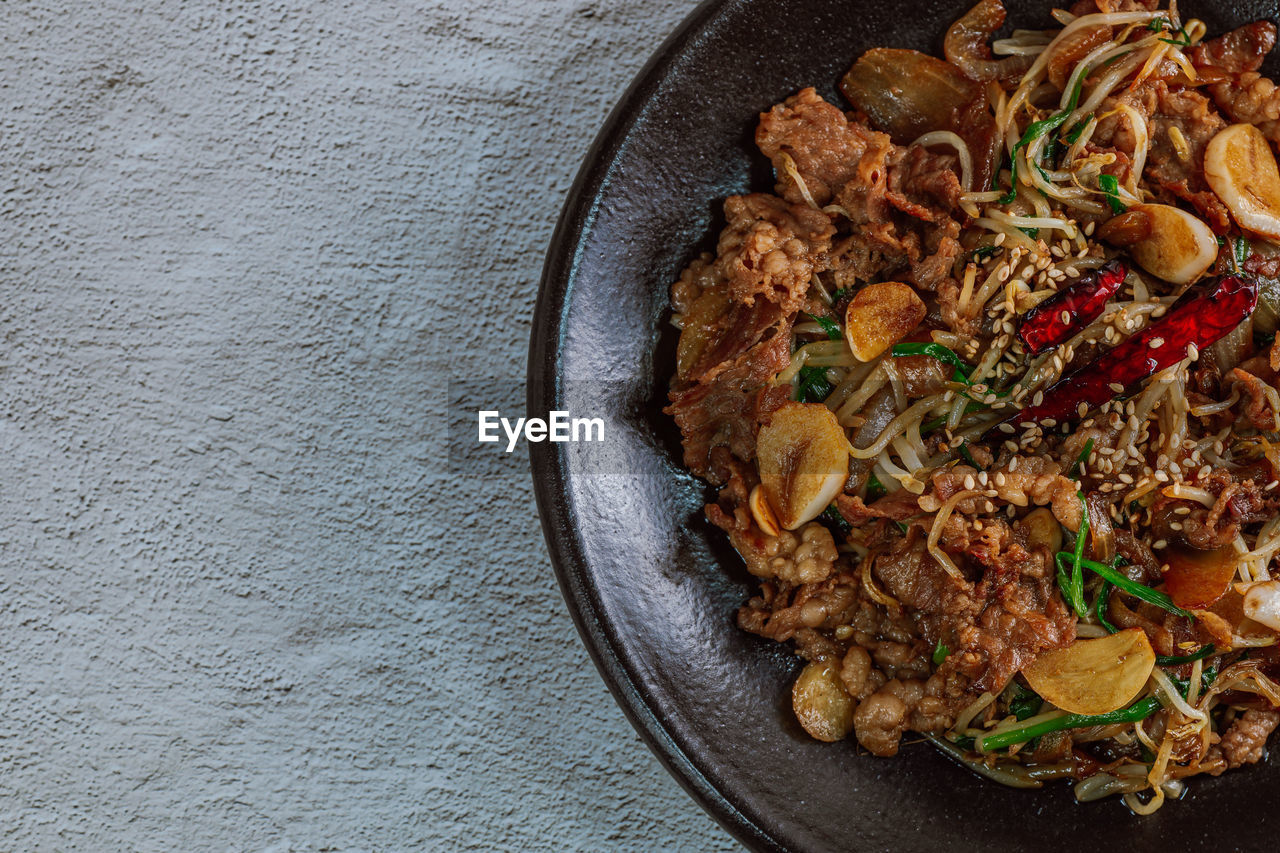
[529,2,1279,850]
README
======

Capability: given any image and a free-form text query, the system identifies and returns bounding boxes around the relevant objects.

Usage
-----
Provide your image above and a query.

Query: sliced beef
[1095,81,1231,232]
[1192,22,1280,145]
[756,87,893,210]
[1218,709,1280,768]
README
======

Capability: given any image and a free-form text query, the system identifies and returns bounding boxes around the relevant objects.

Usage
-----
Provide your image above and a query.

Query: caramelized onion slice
[840,48,999,189]
[944,0,1034,84]
[1021,629,1156,716]
[757,402,849,530]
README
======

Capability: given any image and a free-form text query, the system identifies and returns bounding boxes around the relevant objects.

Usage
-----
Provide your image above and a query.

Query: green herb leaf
[1064,117,1091,145]
[1008,684,1043,721]
[811,314,842,341]
[1094,580,1118,633]
[933,640,950,666]
[829,287,851,303]
[866,473,887,502]
[894,520,910,534]
[955,695,1162,752]
[1098,173,1126,214]
[1069,438,1094,479]
[820,504,852,538]
[1019,226,1041,240]
[796,365,834,403]
[998,71,1086,204]
[891,342,972,382]
[1234,236,1250,273]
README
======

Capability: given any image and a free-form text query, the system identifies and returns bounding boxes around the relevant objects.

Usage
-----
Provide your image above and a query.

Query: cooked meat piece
[874,531,1074,699]
[1191,21,1276,76]
[737,571,862,644]
[923,457,1083,532]
[1218,709,1280,768]
[839,645,885,701]
[1100,83,1231,232]
[716,194,835,316]
[1230,365,1280,431]
[886,144,963,224]
[728,522,840,585]
[756,87,893,210]
[853,686,911,756]
[667,316,791,484]
[1192,22,1280,145]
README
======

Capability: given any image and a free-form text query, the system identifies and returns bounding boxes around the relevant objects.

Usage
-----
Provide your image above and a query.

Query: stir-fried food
[665,0,1280,812]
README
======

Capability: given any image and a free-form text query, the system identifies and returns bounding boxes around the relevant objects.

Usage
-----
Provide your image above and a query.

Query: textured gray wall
[1,1,735,849]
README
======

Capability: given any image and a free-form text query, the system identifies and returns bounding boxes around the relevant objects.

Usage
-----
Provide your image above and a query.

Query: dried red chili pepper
[994,273,1258,431]
[1017,260,1128,355]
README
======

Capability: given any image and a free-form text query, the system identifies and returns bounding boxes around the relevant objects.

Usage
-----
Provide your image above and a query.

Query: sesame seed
[1118,473,1134,484]
[964,474,976,490]
[995,232,1007,246]
[1174,506,1191,515]
[1009,457,1019,472]
[995,472,1007,486]
[1155,470,1169,483]
[1268,481,1279,491]
[1149,337,1164,349]
[1004,440,1019,453]
[1109,382,1124,393]
[1084,221,1096,236]
[1060,310,1071,325]
[1187,343,1199,360]
[999,423,1016,434]
[1170,521,1184,532]
[1153,539,1168,550]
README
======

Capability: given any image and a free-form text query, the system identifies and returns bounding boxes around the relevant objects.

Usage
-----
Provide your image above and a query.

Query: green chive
[971,245,1000,263]
[796,365,834,403]
[1234,236,1250,273]
[1098,173,1126,214]
[829,287,851,303]
[891,342,972,382]
[1156,644,1216,666]
[1055,553,1194,619]
[1069,438,1094,479]
[998,71,1086,204]
[958,441,981,470]
[957,696,1162,752]
[810,314,842,341]
[1094,580,1118,633]
[932,640,949,665]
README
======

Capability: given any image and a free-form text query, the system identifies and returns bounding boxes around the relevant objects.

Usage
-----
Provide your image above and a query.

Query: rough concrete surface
[1,1,735,850]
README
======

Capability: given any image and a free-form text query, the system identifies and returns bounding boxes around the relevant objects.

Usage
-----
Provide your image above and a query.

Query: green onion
[1069,438,1094,479]
[1098,173,1126,214]
[998,71,1086,205]
[1058,493,1089,618]
[891,342,972,382]
[1019,226,1040,240]
[971,245,1000,263]
[1094,581,1118,633]
[820,504,851,538]
[958,441,982,470]
[810,314,842,341]
[829,287,851,303]
[1234,236,1250,273]
[956,696,1162,752]
[933,640,950,665]
[894,520,910,534]
[1008,684,1043,721]
[1064,117,1091,144]
[866,473,887,502]
[1156,644,1216,666]
[1055,553,1194,620]
[796,365,834,403]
